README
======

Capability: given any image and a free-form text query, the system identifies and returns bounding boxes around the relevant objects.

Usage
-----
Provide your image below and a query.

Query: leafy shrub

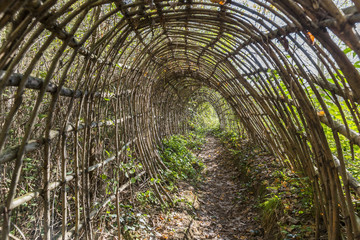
[188,101,220,133]
[136,190,158,205]
[260,195,283,239]
[213,129,241,149]
[185,131,205,150]
[159,135,204,182]
[260,170,314,239]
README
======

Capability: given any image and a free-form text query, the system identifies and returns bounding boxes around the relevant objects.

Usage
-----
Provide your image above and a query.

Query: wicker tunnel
[1,0,360,239]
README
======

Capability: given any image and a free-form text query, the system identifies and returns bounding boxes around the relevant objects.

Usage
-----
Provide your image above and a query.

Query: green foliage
[260,195,282,224]
[120,147,143,178]
[112,204,151,239]
[185,131,206,150]
[188,101,220,133]
[159,135,204,183]
[136,190,158,205]
[219,129,315,239]
[260,169,314,239]
[213,129,241,149]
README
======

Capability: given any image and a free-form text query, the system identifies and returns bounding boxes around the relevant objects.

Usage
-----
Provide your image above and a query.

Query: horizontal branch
[0,139,137,214]
[1,71,131,99]
[248,95,360,195]
[261,95,360,148]
[2,71,88,98]
[55,171,146,240]
[26,0,110,65]
[319,115,360,147]
[333,155,360,196]
[242,68,359,104]
[311,76,358,104]
[0,116,131,165]
[301,115,360,195]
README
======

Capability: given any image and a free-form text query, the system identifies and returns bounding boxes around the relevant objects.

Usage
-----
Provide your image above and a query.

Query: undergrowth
[160,134,205,184]
[102,132,206,239]
[219,130,316,240]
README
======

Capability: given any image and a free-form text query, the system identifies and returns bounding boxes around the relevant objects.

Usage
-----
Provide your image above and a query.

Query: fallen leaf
[317,110,325,116]
[305,31,315,45]
[211,0,226,5]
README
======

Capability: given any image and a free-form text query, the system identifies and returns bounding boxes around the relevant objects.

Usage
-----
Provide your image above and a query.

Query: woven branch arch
[185,87,237,130]
[1,0,360,239]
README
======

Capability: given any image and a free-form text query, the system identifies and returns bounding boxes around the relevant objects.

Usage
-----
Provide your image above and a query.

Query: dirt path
[187,136,262,240]
[154,136,264,240]
[124,135,314,239]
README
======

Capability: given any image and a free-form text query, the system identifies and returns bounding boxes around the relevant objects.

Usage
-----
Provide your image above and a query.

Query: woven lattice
[1,0,360,239]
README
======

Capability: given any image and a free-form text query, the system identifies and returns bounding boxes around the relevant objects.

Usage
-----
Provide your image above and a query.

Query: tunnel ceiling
[1,0,360,239]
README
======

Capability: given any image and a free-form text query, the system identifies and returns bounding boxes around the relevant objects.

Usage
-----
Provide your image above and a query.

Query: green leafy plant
[187,100,220,133]
[136,190,158,205]
[159,135,204,183]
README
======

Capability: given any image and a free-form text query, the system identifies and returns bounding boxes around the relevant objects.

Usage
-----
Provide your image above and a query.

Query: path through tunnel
[1,0,360,239]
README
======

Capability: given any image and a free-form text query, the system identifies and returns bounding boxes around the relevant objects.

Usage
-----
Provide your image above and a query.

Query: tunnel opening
[188,100,220,132]
[186,87,237,134]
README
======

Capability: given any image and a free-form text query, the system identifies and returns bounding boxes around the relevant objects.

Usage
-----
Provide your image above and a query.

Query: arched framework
[185,87,238,131]
[1,0,360,239]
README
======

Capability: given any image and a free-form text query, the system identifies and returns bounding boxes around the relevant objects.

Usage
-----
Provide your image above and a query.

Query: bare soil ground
[150,136,264,240]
